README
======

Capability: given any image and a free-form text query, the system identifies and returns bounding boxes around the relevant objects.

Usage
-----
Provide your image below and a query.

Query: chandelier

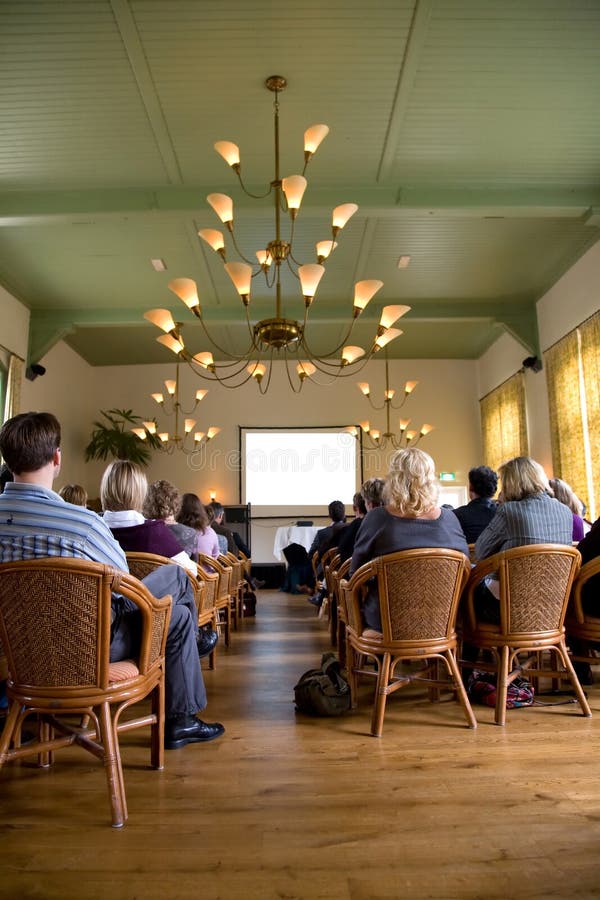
[131,358,220,455]
[350,352,434,450]
[143,75,408,394]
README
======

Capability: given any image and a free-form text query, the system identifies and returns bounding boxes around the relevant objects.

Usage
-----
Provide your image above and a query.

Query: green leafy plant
[85,409,162,466]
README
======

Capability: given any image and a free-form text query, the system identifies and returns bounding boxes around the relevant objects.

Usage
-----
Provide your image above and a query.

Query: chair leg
[337,620,347,668]
[97,701,127,828]
[445,651,477,729]
[554,640,592,718]
[370,652,391,737]
[495,645,510,726]
[150,678,165,770]
[347,644,359,709]
[0,701,21,763]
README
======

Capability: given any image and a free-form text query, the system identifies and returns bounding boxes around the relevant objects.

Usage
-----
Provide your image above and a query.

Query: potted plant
[85,409,162,466]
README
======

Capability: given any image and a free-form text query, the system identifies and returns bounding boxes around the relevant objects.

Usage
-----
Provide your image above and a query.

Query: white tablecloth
[273,525,320,562]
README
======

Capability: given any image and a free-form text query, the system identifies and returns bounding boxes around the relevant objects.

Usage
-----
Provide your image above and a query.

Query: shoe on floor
[196,628,218,659]
[573,662,593,686]
[251,577,266,589]
[165,715,225,750]
[307,594,322,608]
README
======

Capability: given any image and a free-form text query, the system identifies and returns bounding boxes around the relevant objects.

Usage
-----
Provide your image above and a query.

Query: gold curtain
[3,354,23,423]
[480,372,528,472]
[579,311,599,519]
[544,312,599,520]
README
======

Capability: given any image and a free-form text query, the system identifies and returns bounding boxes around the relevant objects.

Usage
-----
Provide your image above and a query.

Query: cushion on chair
[362,628,383,641]
[108,659,140,683]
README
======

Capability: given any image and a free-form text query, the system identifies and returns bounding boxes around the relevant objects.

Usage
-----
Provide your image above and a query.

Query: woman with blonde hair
[549,477,585,541]
[58,483,88,507]
[350,448,469,631]
[143,479,199,560]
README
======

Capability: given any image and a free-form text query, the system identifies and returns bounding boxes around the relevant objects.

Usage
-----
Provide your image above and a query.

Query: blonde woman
[350,448,469,631]
[58,483,88,507]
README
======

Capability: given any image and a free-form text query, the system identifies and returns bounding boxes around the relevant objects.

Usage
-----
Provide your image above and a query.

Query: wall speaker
[25,363,46,381]
[522,356,542,373]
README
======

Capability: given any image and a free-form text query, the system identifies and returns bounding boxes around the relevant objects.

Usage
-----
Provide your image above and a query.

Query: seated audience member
[206,503,228,554]
[337,478,385,563]
[102,463,218,659]
[58,483,88,507]
[0,412,223,748]
[177,493,220,562]
[308,500,347,575]
[103,466,197,576]
[208,501,237,554]
[549,477,585,541]
[567,517,600,684]
[143,479,197,559]
[350,448,469,632]
[452,466,498,543]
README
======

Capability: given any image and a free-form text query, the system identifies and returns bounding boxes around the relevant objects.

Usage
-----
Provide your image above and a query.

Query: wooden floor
[2,590,600,899]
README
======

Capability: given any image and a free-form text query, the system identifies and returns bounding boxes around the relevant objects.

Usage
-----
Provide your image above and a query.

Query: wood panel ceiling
[1,0,599,367]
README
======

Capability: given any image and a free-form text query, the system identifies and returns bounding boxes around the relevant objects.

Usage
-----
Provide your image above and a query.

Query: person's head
[352,491,367,517]
[548,477,583,516]
[0,463,13,493]
[58,483,88,507]
[468,465,498,500]
[143,479,180,520]
[0,411,60,476]
[209,500,225,523]
[384,447,439,517]
[328,500,346,523]
[100,460,148,513]
[498,456,549,502]
[361,477,385,510]
[178,493,210,533]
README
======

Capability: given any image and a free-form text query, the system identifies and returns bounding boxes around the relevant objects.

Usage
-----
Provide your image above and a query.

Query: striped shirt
[474,492,573,561]
[0,482,127,570]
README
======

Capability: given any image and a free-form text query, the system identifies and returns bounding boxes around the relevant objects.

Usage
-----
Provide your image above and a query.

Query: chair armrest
[111,570,172,672]
[570,556,600,623]
[339,559,377,634]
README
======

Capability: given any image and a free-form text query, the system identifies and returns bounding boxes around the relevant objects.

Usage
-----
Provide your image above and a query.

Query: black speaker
[522,355,542,373]
[25,363,46,381]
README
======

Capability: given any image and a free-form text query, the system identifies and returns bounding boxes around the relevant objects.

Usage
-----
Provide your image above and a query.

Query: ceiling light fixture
[143,75,406,393]
[131,356,220,455]
[349,350,434,450]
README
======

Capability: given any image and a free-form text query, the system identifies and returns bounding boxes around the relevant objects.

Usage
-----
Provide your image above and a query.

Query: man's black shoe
[165,716,225,750]
[197,628,218,659]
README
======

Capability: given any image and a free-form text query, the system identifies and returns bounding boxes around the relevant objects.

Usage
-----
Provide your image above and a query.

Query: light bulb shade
[256,249,272,267]
[353,279,383,312]
[406,430,417,442]
[207,193,233,225]
[405,380,418,394]
[385,389,395,401]
[247,362,266,380]
[345,425,358,437]
[375,327,402,350]
[370,429,381,441]
[168,277,200,310]
[316,240,337,262]
[144,308,176,333]
[159,433,169,443]
[304,124,329,155]
[297,361,316,379]
[359,420,370,432]
[224,261,252,298]
[143,421,157,434]
[198,229,225,253]
[184,418,196,433]
[157,334,184,355]
[151,393,164,404]
[194,432,206,443]
[193,351,214,369]
[332,203,358,230]
[131,428,147,440]
[341,345,365,365]
[214,140,240,167]
[420,424,434,436]
[357,382,370,396]
[282,175,307,210]
[399,418,410,431]
[206,426,221,440]
[195,389,208,402]
[379,304,411,329]
[298,263,325,299]
[164,380,176,395]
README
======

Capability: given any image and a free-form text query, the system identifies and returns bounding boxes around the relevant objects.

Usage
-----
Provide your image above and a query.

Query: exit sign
[439,472,456,481]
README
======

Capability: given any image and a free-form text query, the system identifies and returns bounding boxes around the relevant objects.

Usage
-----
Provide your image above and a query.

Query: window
[544,311,599,521]
[479,372,528,473]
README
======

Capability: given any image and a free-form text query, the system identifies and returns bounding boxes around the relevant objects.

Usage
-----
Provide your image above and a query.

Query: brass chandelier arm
[193,311,257,362]
[185,354,258,389]
[233,166,273,201]
[299,315,362,360]
[228,230,258,267]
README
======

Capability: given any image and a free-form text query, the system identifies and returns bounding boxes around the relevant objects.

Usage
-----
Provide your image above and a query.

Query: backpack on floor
[467,670,534,708]
[294,652,351,717]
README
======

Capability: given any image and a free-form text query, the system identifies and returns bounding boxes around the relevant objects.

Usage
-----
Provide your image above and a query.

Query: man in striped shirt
[0,411,224,749]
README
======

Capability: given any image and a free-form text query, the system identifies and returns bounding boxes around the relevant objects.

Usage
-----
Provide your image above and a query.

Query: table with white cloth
[273,525,320,562]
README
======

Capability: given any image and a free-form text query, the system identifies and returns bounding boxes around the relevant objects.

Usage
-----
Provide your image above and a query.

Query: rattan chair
[566,556,600,671]
[198,553,233,647]
[332,557,351,664]
[460,543,590,726]
[125,551,219,668]
[0,557,171,828]
[340,548,475,736]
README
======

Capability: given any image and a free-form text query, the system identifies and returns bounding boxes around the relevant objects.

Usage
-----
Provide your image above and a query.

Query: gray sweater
[349,506,470,630]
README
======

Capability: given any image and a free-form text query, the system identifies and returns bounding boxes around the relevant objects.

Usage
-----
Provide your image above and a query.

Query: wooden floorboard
[1,589,600,899]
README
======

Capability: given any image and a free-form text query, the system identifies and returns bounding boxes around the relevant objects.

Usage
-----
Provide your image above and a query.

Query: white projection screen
[241,427,361,517]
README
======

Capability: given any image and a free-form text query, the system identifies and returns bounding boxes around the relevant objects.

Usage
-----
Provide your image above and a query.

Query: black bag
[294,652,351,717]
[243,587,257,617]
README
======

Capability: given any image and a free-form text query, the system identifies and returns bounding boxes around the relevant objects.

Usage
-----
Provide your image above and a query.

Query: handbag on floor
[467,670,534,708]
[294,652,351,717]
